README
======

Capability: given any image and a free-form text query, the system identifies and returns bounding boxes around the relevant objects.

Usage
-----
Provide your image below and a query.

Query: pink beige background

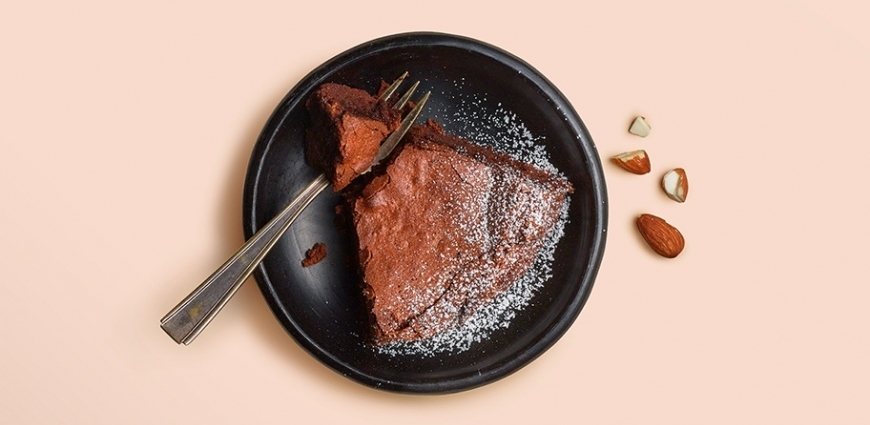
[2,0,869,423]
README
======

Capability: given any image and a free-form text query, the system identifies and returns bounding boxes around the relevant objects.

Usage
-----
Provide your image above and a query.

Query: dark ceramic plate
[242,32,607,394]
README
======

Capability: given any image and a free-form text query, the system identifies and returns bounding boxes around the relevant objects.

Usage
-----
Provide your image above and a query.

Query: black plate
[242,32,607,394]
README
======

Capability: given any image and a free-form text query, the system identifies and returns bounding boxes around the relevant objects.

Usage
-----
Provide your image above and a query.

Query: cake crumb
[301,243,327,267]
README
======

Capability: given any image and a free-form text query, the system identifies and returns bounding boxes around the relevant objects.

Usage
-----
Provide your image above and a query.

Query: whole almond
[611,150,651,174]
[636,214,685,258]
[662,168,689,203]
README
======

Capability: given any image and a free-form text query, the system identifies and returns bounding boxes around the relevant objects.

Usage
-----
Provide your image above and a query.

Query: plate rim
[242,31,608,394]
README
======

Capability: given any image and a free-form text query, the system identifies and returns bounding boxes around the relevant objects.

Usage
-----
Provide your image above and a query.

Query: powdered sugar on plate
[374,82,572,357]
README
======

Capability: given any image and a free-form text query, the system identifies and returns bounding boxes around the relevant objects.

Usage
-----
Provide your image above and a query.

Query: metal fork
[160,74,430,345]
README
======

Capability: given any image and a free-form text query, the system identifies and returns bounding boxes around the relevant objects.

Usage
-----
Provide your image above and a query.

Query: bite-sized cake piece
[350,120,573,345]
[305,83,402,191]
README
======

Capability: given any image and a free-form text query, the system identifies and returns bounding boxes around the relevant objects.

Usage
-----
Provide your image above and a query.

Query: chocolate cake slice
[305,83,402,191]
[350,120,573,345]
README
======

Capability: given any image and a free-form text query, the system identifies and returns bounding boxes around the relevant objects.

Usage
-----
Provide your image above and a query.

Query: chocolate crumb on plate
[301,242,327,267]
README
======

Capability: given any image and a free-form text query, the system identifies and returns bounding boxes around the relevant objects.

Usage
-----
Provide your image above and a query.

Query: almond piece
[661,168,689,203]
[629,116,651,137]
[636,214,685,258]
[611,150,651,174]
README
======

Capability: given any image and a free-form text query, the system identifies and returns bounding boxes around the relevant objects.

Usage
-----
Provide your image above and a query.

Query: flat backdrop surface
[2,1,868,423]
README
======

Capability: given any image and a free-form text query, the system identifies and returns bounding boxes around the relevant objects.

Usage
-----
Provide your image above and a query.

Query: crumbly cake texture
[350,120,573,346]
[305,83,401,191]
[301,242,327,267]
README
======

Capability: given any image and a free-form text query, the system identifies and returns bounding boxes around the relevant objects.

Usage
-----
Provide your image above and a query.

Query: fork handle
[160,173,331,344]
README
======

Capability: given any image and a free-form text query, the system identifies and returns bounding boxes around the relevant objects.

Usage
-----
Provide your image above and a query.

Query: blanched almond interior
[662,169,686,201]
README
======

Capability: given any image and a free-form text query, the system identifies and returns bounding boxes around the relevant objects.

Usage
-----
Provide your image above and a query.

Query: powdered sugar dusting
[377,201,569,356]
[428,79,557,172]
[373,83,571,356]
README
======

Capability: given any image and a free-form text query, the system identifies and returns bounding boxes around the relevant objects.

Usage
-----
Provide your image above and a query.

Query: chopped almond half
[662,168,689,202]
[611,150,651,175]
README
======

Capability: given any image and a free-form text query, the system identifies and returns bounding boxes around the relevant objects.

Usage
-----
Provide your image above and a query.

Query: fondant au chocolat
[350,120,573,345]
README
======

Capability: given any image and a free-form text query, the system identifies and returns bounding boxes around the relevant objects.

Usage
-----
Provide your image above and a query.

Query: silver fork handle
[160,173,331,345]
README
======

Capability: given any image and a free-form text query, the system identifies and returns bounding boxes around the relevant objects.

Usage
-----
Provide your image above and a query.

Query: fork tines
[378,71,409,101]
[379,72,422,110]
[369,73,430,167]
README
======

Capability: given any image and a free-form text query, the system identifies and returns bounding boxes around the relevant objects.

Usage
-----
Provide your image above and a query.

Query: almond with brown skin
[662,168,689,203]
[636,214,685,258]
[611,150,651,175]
